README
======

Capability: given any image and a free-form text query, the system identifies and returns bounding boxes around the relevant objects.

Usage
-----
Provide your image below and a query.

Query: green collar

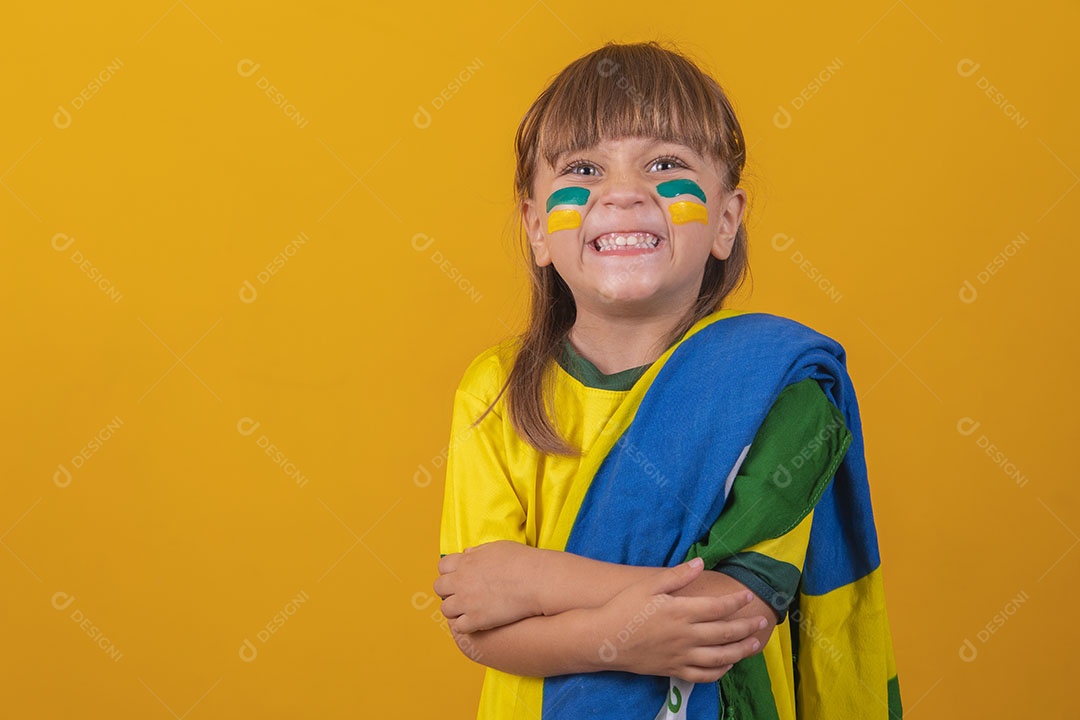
[557,337,651,391]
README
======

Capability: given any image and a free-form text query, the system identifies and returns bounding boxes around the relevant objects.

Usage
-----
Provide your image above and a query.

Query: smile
[590,232,663,253]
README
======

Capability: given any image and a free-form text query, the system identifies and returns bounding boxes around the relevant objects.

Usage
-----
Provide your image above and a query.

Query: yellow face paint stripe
[669,200,708,225]
[547,209,582,233]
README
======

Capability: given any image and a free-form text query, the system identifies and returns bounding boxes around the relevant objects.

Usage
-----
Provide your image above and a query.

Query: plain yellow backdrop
[2,1,1076,717]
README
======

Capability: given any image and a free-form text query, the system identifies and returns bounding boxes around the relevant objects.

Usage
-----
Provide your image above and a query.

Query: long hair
[475,41,751,456]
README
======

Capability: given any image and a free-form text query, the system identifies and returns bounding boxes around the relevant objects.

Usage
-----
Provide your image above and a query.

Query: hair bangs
[535,44,731,175]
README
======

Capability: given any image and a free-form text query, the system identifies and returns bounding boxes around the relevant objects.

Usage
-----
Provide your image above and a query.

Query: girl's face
[522,135,745,318]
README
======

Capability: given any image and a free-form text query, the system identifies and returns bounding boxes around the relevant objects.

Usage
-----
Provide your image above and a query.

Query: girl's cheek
[656,180,709,226]
[545,187,591,234]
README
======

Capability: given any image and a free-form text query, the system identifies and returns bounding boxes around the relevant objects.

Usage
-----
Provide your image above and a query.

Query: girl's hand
[594,558,767,683]
[434,540,547,633]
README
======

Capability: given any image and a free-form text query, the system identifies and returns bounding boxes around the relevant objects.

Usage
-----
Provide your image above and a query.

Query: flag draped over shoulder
[539,312,902,719]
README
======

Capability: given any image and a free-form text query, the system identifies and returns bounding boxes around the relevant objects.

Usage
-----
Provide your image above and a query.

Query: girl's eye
[562,160,599,176]
[650,155,687,172]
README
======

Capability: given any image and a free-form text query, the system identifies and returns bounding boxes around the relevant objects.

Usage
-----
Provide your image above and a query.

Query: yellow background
[3,1,1076,717]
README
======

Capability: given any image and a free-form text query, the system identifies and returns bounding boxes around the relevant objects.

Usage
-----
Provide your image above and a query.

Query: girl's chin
[588,288,670,307]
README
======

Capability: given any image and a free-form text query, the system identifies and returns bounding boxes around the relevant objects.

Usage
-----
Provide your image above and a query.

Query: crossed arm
[433,540,777,683]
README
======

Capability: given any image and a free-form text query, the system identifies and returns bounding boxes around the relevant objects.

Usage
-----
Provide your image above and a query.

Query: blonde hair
[478,40,751,456]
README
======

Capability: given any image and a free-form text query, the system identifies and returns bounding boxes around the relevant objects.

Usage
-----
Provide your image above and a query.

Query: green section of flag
[686,378,851,562]
[713,552,802,621]
[888,674,903,718]
[719,651,780,720]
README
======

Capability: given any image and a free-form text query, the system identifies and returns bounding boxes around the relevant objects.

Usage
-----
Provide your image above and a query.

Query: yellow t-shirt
[440,311,852,719]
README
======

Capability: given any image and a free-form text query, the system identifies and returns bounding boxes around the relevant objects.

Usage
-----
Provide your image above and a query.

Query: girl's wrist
[562,605,618,674]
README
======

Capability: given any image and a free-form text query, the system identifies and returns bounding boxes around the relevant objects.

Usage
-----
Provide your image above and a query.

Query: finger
[449,614,479,635]
[688,635,763,668]
[677,664,733,684]
[432,575,453,598]
[440,594,463,619]
[648,558,704,595]
[437,553,461,574]
[693,616,768,646]
[681,591,755,623]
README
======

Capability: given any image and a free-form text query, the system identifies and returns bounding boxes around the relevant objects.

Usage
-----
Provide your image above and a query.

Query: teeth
[592,232,660,252]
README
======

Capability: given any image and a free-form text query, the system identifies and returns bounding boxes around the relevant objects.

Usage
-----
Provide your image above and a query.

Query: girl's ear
[521,198,552,266]
[710,188,746,261]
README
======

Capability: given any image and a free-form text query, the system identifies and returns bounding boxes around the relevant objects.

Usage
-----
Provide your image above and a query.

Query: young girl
[435,41,901,720]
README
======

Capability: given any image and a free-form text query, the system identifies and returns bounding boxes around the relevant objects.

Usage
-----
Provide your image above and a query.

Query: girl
[435,41,901,720]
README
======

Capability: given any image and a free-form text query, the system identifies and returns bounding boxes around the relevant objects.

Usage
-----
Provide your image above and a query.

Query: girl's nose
[599,170,651,208]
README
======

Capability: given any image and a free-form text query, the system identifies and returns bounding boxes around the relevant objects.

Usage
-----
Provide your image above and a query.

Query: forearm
[536,552,776,647]
[533,548,654,614]
[450,606,608,677]
[449,561,772,679]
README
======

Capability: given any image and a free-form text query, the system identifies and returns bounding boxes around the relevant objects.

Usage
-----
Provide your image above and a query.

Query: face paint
[545,187,590,212]
[656,179,707,203]
[668,201,709,225]
[547,210,582,233]
[656,179,708,225]
[545,187,590,233]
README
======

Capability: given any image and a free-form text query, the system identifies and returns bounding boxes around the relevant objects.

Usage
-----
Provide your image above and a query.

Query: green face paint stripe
[656,179,707,204]
[545,187,590,212]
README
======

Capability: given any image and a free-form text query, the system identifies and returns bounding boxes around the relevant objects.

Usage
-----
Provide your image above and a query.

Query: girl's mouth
[589,232,664,254]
